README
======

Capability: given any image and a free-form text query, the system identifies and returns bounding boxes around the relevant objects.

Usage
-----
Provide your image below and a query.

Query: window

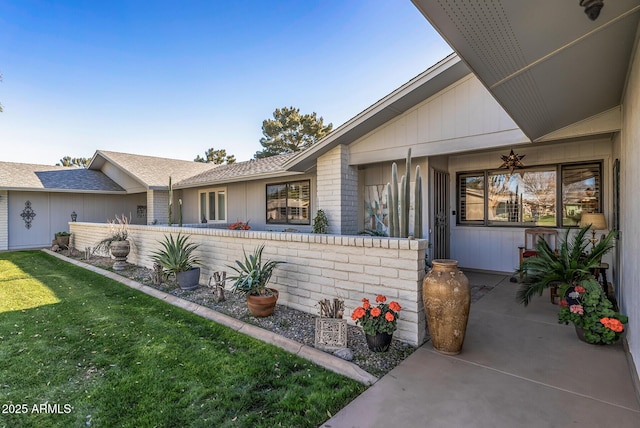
[199,188,226,222]
[266,180,310,225]
[458,173,485,223]
[457,162,601,227]
[561,163,601,226]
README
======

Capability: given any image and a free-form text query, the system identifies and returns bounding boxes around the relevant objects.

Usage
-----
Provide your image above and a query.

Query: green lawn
[0,251,364,427]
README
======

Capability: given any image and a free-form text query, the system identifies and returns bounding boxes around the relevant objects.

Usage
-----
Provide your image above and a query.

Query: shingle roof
[92,150,216,188]
[0,161,125,192]
[175,153,297,188]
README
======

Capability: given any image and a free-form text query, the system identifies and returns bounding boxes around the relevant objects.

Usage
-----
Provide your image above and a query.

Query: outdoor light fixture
[579,212,608,248]
[71,211,78,222]
[499,149,525,174]
[580,0,604,21]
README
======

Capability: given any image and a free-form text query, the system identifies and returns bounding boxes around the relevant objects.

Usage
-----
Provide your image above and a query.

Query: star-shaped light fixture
[499,149,525,174]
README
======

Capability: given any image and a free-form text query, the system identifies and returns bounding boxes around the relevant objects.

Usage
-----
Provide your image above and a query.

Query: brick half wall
[69,222,428,345]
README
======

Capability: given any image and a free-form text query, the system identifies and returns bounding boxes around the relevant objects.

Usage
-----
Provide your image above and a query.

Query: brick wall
[317,145,359,235]
[147,190,169,225]
[70,222,428,345]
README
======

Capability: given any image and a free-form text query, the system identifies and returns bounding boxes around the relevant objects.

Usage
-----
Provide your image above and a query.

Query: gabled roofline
[88,150,151,188]
[172,170,304,189]
[282,53,469,171]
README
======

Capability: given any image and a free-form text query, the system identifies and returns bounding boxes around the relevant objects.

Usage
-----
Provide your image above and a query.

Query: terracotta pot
[110,240,130,271]
[247,289,279,317]
[176,267,200,290]
[365,332,393,352]
[423,259,471,355]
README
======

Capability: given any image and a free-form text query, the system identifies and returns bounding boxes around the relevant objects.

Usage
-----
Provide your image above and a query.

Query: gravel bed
[64,251,418,378]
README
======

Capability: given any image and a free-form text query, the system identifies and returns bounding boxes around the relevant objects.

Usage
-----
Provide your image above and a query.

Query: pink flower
[558,299,568,307]
[569,304,584,315]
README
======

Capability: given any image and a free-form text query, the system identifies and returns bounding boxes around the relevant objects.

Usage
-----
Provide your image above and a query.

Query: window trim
[456,161,603,228]
[266,180,311,225]
[198,187,227,223]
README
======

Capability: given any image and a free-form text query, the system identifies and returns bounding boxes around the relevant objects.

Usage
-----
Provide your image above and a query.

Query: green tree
[254,106,333,159]
[194,148,236,164]
[57,156,91,168]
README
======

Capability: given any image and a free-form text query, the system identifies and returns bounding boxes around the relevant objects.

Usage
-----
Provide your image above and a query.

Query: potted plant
[151,233,201,290]
[517,225,616,306]
[227,244,284,317]
[351,294,402,352]
[93,214,131,271]
[558,278,628,344]
[54,231,71,248]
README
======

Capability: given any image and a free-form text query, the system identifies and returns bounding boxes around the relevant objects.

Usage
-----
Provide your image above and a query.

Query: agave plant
[517,225,616,306]
[151,233,201,277]
[227,244,285,296]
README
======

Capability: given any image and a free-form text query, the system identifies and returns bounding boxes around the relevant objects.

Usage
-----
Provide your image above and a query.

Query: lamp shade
[579,213,608,230]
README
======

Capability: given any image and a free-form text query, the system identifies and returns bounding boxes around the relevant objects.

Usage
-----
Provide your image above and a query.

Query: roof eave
[282,54,468,171]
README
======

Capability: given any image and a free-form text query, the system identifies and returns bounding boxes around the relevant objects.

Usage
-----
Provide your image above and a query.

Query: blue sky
[0,1,452,165]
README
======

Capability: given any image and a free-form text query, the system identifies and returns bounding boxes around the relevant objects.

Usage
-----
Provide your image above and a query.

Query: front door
[430,168,450,261]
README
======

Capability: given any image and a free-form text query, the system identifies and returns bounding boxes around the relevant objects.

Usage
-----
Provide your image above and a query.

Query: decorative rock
[333,348,353,361]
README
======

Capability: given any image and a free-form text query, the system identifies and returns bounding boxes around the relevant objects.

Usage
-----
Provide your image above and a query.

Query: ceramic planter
[314,318,347,351]
[423,259,470,355]
[365,332,393,352]
[247,289,279,317]
[176,267,200,290]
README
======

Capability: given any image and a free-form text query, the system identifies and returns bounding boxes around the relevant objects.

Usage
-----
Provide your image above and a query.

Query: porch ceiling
[412,0,640,142]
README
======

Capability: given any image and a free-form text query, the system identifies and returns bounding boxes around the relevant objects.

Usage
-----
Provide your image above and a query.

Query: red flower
[600,317,624,333]
[558,299,568,307]
[389,301,402,312]
[385,312,395,322]
[574,286,586,293]
[376,295,386,303]
[370,307,381,317]
[351,307,366,320]
[362,300,371,310]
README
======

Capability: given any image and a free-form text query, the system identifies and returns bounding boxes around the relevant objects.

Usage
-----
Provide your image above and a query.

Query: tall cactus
[414,165,423,238]
[168,176,173,226]
[399,175,408,237]
[387,148,422,238]
[390,163,399,237]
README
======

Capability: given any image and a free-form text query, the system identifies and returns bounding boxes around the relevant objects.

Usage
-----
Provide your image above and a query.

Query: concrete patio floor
[324,271,640,428]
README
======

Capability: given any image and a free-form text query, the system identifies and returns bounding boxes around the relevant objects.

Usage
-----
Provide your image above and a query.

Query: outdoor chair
[518,227,559,302]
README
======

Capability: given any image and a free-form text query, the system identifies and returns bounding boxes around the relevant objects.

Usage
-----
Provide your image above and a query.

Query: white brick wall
[147,190,169,225]
[317,145,359,235]
[70,222,428,345]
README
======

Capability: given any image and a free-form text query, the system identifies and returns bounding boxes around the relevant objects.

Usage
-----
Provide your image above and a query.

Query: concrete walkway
[324,271,640,428]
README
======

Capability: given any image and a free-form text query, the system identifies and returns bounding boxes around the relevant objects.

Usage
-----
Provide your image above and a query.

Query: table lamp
[579,212,608,247]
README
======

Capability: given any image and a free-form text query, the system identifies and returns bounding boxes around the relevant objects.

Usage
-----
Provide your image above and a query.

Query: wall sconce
[71,211,78,222]
[580,0,604,21]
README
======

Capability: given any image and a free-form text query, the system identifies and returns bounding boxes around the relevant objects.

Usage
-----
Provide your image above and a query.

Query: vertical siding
[619,34,640,373]
[0,190,8,250]
[351,74,525,164]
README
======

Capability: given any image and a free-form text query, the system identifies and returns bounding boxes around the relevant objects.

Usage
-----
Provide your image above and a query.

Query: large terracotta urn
[422,259,471,355]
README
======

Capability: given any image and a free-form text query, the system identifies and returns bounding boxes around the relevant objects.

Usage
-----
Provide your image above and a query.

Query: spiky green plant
[517,225,616,306]
[228,244,285,296]
[151,233,201,277]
